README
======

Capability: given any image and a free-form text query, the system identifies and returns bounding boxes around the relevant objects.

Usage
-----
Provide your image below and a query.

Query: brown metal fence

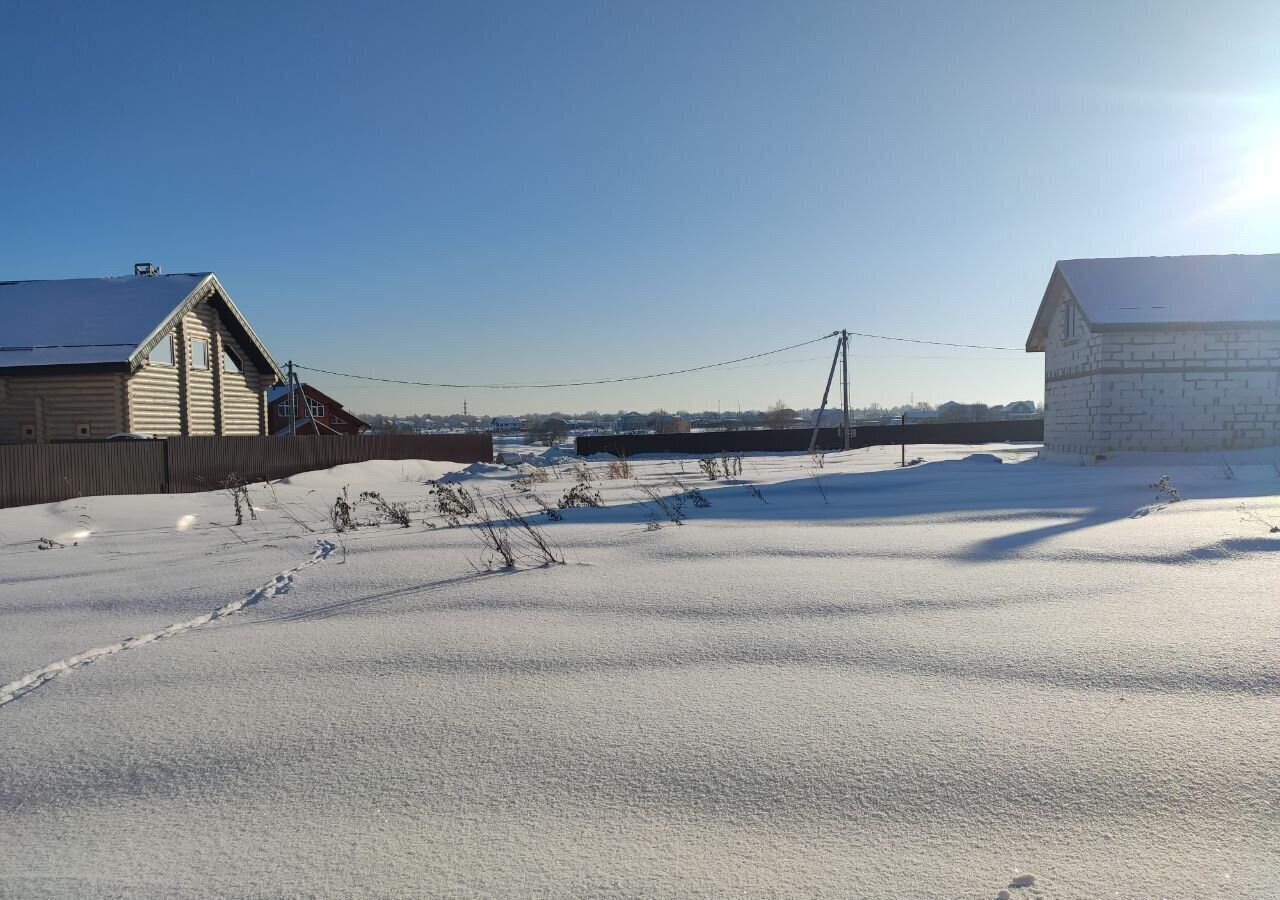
[0,441,169,509]
[0,434,493,509]
[576,419,1044,456]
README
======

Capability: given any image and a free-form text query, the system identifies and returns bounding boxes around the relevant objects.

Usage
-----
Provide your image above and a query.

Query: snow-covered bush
[429,481,479,525]
[1150,474,1181,503]
[329,487,355,533]
[636,482,686,524]
[221,474,257,526]
[488,496,564,565]
[471,514,516,568]
[358,490,412,528]
[605,452,633,479]
[513,467,552,492]
[559,483,603,509]
[528,493,563,521]
[675,480,711,508]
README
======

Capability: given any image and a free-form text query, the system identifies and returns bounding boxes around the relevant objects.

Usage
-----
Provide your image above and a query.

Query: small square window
[77,423,91,438]
[22,423,35,441]
[191,339,210,370]
[148,335,174,366]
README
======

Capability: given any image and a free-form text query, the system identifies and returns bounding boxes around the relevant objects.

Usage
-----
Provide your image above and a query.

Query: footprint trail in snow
[0,539,335,708]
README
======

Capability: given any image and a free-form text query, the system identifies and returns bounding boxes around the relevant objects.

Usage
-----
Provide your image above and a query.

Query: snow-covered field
[2,444,1278,899]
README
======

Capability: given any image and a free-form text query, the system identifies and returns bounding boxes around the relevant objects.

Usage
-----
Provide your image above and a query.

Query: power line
[295,331,839,390]
[845,330,1024,351]
[294,327,1028,392]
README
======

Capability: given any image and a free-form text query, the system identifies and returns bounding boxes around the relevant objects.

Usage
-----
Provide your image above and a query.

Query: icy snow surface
[2,443,1278,898]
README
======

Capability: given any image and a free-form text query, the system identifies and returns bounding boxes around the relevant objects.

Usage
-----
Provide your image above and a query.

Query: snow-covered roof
[0,274,209,366]
[0,272,282,379]
[1027,254,1280,351]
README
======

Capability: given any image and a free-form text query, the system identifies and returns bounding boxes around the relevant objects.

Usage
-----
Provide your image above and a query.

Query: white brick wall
[1041,291,1280,454]
[1043,290,1103,455]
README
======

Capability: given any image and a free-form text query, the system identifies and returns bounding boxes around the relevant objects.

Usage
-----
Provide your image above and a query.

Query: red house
[267,383,370,436]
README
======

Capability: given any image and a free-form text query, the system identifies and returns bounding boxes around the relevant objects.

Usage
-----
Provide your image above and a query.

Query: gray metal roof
[1027,253,1280,351]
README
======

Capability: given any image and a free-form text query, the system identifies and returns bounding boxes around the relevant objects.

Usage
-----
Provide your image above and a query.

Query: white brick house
[1026,254,1280,458]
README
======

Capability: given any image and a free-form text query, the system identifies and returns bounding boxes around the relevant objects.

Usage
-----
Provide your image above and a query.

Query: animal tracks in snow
[0,539,335,708]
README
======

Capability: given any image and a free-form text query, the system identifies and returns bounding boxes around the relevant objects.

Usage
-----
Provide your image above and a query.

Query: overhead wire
[295,331,838,389]
[844,330,1024,351]
[293,327,1028,391]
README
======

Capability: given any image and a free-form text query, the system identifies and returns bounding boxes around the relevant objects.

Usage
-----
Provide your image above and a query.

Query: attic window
[222,346,243,373]
[306,398,325,418]
[148,335,174,366]
[1061,300,1081,341]
[191,338,210,370]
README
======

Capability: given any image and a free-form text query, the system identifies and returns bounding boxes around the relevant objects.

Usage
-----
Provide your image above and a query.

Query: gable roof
[1026,254,1280,351]
[0,272,282,380]
[266,383,370,428]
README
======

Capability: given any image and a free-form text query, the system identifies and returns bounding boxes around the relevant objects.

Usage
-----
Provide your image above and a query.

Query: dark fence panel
[165,434,493,492]
[576,420,1043,457]
[0,434,493,509]
[0,441,168,508]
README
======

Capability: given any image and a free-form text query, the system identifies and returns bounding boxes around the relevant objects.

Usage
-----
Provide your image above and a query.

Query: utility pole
[463,399,468,417]
[841,329,851,451]
[286,360,297,436]
[808,332,844,454]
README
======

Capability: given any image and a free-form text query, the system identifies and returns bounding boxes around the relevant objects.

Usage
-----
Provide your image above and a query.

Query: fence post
[162,438,172,493]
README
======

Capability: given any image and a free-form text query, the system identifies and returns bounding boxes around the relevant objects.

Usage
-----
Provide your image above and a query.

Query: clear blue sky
[3,1,1278,415]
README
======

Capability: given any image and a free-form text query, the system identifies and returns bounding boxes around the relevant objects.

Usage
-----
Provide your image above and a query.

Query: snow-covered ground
[2,444,1278,899]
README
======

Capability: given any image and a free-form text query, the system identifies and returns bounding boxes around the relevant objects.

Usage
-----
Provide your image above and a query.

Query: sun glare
[1202,131,1280,218]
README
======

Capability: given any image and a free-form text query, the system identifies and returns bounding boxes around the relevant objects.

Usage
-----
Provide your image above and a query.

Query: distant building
[1000,400,1040,420]
[268,384,369,435]
[1027,254,1280,455]
[936,401,990,423]
[901,409,939,424]
[652,413,691,434]
[616,411,647,432]
[491,416,525,433]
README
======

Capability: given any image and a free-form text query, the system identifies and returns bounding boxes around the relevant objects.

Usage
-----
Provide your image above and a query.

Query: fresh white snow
[2,443,1278,898]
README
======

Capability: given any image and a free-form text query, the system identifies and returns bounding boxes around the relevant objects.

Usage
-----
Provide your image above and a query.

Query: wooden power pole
[808,332,843,454]
[841,329,850,450]
[286,360,298,435]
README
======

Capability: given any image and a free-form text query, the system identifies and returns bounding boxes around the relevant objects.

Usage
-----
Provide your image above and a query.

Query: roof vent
[134,262,161,277]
